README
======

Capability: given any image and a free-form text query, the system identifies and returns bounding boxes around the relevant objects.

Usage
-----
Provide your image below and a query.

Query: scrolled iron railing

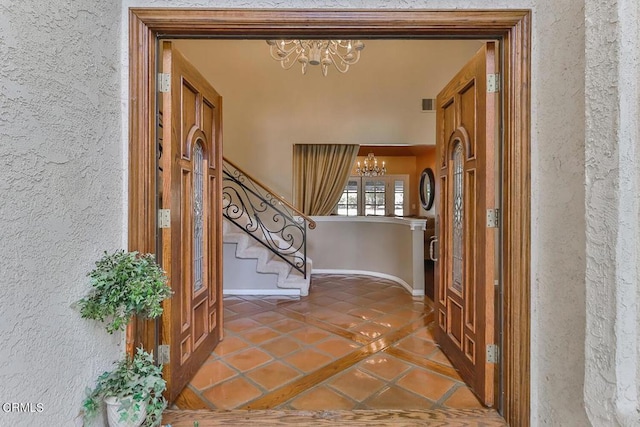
[222,158,316,278]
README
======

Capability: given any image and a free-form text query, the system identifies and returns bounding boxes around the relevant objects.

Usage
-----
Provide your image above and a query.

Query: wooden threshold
[163,408,507,426]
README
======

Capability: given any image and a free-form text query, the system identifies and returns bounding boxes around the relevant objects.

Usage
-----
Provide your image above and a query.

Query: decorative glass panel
[336,179,359,216]
[364,180,386,216]
[452,142,464,293]
[193,142,204,292]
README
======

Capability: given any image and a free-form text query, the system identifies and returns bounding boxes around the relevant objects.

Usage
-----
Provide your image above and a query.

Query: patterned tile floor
[184,274,484,411]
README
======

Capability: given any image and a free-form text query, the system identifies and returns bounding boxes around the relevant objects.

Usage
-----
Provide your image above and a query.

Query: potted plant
[82,347,167,427]
[77,250,172,333]
[77,250,172,426]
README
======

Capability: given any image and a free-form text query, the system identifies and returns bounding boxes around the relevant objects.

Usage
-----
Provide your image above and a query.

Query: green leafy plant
[78,250,172,333]
[82,347,167,427]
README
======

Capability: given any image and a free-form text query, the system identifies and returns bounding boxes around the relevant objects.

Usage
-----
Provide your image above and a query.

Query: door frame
[127,8,531,426]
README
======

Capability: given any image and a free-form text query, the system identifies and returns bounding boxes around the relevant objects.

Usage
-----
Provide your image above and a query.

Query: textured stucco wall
[584,0,640,425]
[526,1,588,425]
[0,1,124,426]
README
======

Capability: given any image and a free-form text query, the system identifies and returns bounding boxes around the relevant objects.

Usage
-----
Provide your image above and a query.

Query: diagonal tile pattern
[185,274,484,411]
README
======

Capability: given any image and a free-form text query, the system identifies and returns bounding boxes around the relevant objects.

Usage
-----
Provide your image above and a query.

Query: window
[335,175,409,216]
[394,179,405,216]
[364,179,386,216]
[336,179,359,216]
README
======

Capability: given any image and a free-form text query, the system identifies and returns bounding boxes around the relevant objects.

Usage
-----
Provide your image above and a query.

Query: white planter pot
[104,396,147,427]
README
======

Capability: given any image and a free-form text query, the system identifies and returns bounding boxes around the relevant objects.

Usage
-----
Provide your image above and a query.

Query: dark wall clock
[419,167,435,211]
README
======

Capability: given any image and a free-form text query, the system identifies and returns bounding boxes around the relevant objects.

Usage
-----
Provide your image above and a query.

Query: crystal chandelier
[356,153,387,177]
[266,39,365,76]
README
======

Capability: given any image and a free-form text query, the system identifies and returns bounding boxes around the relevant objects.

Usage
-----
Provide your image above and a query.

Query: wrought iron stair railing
[222,157,316,279]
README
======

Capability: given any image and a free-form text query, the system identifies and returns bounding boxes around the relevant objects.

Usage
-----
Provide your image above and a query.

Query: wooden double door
[434,42,499,407]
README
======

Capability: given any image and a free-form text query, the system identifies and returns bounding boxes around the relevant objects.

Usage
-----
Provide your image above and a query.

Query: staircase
[222,158,315,297]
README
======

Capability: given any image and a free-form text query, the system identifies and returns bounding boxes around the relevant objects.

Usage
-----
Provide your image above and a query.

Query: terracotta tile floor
[185,274,485,411]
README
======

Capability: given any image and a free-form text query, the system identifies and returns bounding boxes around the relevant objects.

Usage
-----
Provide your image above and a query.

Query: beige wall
[173,39,482,200]
[308,219,417,291]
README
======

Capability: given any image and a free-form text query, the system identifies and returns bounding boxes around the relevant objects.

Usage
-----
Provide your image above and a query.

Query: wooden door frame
[127,8,531,426]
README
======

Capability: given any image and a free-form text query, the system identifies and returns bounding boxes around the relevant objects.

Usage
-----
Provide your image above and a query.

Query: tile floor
[185,274,484,411]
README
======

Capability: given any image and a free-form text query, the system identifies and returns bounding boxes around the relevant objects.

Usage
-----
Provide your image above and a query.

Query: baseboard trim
[223,288,301,296]
[312,269,424,297]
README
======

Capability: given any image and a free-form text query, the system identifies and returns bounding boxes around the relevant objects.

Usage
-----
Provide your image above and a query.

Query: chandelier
[356,153,387,177]
[266,39,365,76]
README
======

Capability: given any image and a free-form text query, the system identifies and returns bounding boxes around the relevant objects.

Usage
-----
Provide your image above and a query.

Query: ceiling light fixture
[266,39,365,76]
[356,153,387,177]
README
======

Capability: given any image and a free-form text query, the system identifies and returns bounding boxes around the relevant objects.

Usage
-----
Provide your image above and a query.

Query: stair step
[223,217,311,296]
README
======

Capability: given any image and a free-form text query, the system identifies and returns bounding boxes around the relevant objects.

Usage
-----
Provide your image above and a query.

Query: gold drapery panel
[293,144,359,216]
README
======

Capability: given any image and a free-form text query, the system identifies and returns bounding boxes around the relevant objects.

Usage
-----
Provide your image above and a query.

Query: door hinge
[486,344,500,364]
[487,208,500,228]
[158,73,171,93]
[158,209,171,228]
[487,73,500,93]
[158,345,170,365]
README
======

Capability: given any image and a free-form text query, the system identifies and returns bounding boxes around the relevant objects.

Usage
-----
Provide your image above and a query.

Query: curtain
[293,144,359,216]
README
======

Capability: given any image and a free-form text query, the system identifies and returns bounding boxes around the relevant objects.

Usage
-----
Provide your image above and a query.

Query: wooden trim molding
[163,408,507,426]
[127,8,531,426]
[500,13,532,427]
[128,10,158,355]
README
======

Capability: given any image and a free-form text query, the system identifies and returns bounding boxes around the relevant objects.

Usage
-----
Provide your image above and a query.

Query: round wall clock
[419,167,435,211]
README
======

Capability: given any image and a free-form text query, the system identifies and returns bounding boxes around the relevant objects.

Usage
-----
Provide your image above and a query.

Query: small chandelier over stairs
[266,39,365,76]
[356,152,387,177]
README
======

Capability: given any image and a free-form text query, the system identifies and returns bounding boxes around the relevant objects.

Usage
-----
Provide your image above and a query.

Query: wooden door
[434,42,498,406]
[160,41,223,402]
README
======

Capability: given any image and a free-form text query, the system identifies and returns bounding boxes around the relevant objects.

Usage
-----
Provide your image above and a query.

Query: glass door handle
[429,237,438,262]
